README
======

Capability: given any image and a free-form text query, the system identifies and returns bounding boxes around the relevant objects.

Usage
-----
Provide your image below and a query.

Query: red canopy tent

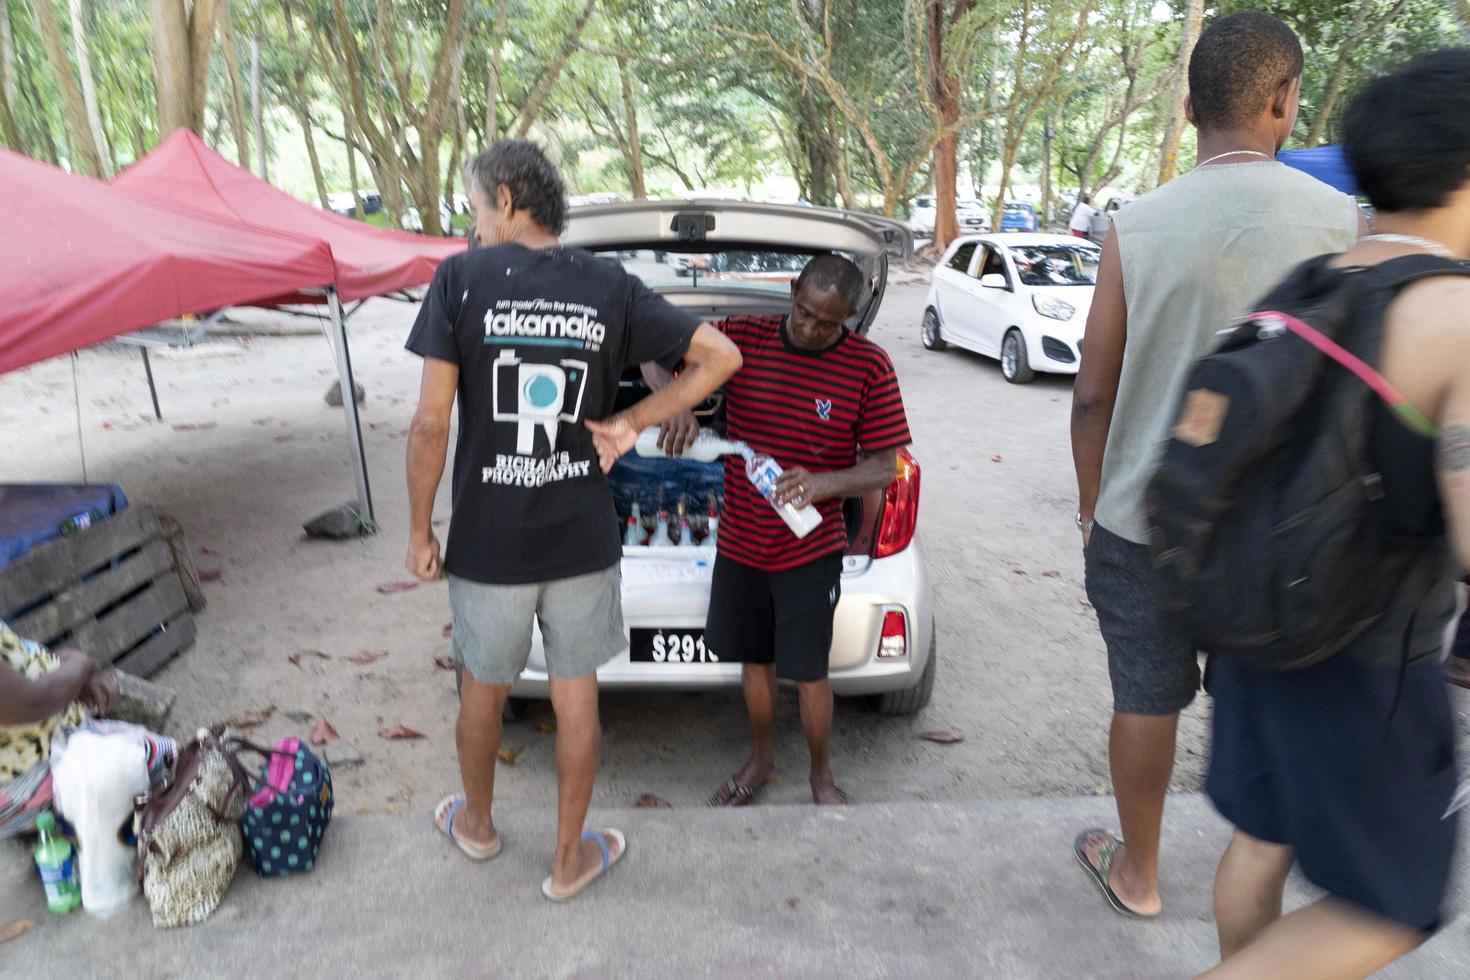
[0,149,336,375]
[109,130,467,520]
[112,129,464,302]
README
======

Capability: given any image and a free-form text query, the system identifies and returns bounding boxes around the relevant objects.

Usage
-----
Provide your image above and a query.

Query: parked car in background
[500,200,936,715]
[999,202,1039,233]
[326,189,383,217]
[922,233,1100,384]
[909,195,992,237]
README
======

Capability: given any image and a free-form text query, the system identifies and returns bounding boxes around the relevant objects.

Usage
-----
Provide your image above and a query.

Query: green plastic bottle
[34,810,81,915]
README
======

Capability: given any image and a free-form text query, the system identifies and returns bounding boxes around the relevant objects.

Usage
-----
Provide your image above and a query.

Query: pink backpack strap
[248,737,300,808]
[1252,309,1439,438]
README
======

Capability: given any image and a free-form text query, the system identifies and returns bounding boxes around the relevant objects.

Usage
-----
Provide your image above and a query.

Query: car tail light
[878,610,908,660]
[873,449,920,559]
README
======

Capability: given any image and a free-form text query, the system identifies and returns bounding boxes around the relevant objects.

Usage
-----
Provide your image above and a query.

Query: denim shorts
[1083,524,1200,714]
[448,564,626,685]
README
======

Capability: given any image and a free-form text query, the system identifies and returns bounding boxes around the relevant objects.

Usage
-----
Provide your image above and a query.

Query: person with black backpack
[1149,50,1470,977]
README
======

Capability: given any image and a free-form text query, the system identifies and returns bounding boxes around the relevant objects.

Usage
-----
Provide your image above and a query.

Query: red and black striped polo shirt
[716,314,912,571]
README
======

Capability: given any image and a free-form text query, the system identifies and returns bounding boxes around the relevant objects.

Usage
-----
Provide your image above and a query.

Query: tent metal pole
[140,347,162,420]
[328,288,375,523]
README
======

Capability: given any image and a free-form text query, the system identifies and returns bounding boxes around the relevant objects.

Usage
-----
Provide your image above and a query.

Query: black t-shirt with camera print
[406,243,698,585]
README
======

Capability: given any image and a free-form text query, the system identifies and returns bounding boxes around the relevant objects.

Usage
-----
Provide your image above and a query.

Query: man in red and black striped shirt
[704,255,912,807]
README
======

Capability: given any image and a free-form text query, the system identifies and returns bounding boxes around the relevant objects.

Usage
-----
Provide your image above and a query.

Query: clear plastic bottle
[634,427,748,462]
[743,450,823,539]
[648,510,674,547]
[623,503,645,547]
[703,492,720,549]
[33,810,80,915]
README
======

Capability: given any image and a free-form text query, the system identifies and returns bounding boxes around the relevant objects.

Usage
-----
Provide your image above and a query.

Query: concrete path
[3,794,1466,979]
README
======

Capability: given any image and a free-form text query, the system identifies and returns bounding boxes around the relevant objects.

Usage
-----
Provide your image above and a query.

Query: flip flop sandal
[1073,828,1152,919]
[434,795,502,861]
[708,777,763,807]
[542,829,627,902]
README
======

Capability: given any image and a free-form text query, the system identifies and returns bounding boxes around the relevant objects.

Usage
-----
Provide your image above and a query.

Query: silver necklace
[1363,233,1455,260]
[1196,150,1272,168]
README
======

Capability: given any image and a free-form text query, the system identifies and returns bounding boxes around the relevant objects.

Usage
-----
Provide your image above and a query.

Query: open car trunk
[565,202,909,569]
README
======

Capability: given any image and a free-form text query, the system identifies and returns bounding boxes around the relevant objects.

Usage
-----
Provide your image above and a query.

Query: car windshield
[1009,244,1100,286]
[593,248,855,294]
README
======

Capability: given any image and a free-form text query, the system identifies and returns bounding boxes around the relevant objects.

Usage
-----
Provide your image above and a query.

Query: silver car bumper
[509,536,935,698]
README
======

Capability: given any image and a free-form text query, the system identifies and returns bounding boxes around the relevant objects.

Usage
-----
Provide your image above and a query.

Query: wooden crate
[0,506,202,677]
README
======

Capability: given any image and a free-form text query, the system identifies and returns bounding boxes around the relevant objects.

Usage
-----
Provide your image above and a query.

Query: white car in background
[922,233,1100,383]
[909,195,992,237]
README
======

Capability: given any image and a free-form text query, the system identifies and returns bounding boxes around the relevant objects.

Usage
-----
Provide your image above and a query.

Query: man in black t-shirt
[405,141,740,901]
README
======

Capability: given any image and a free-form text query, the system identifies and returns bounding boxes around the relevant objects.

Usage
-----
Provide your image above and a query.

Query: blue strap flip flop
[434,794,502,861]
[542,828,627,902]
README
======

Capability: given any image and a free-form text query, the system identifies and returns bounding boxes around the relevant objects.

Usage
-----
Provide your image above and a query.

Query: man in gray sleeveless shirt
[1070,13,1363,918]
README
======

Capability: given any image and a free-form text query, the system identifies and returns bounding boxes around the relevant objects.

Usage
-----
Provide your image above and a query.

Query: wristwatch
[1075,513,1096,534]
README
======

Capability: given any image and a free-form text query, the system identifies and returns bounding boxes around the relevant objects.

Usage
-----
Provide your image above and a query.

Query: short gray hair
[795,254,864,311]
[463,140,568,235]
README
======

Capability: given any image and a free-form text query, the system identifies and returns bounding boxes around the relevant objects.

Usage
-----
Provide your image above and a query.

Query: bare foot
[810,770,847,805]
[1079,832,1162,917]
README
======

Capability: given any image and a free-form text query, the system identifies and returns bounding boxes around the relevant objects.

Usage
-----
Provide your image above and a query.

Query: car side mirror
[979,273,1009,290]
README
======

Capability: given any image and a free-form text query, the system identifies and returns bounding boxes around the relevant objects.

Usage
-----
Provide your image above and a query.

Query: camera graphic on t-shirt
[492,350,590,455]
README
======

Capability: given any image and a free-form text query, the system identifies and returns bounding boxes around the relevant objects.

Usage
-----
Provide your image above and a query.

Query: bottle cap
[36,810,55,832]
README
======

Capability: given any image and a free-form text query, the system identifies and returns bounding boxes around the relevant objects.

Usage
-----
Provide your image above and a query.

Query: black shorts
[705,552,843,682]
[1206,653,1459,931]
[1084,524,1200,714]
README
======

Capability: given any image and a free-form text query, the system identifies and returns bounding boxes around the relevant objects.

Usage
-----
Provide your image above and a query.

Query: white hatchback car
[909,195,992,238]
[500,201,937,716]
[922,233,1100,383]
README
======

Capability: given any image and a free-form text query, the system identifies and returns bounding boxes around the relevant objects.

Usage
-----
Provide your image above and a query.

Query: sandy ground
[5,279,1463,820]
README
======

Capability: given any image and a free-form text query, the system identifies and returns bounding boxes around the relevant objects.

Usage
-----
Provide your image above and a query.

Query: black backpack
[1146,253,1469,671]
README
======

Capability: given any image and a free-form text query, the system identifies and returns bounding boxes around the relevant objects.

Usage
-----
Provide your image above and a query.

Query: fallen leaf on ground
[272,434,294,443]
[198,568,222,582]
[634,793,672,809]
[991,454,1003,462]
[200,546,220,556]
[309,718,340,746]
[532,722,556,735]
[376,581,419,594]
[432,656,455,670]
[497,747,522,765]
[287,649,330,668]
[1042,570,1061,579]
[251,418,274,426]
[918,730,964,744]
[378,724,425,740]
[0,919,37,945]
[348,650,389,665]
[786,898,800,911]
[227,706,277,730]
[1012,568,1027,576]
[441,623,453,638]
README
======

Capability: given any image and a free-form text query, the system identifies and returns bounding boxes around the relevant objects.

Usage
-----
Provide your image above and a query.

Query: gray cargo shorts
[1083,524,1201,715]
[448,564,626,686]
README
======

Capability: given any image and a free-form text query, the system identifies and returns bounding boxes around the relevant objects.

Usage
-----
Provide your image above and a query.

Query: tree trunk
[833,124,856,210]
[484,0,510,142]
[18,59,60,163]
[148,0,222,135]
[1157,0,1204,185]
[445,100,465,214]
[281,2,328,207]
[513,0,596,138]
[67,0,108,174]
[615,47,645,199]
[926,0,971,251]
[0,0,17,151]
[1040,113,1053,226]
[339,89,364,219]
[219,0,251,169]
[1304,0,1405,147]
[30,0,104,175]
[250,37,267,180]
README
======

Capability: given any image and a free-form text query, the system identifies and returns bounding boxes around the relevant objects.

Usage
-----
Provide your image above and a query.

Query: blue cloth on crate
[0,484,129,568]
[609,454,724,520]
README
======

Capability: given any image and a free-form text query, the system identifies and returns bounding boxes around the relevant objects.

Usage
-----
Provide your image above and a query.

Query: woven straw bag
[133,727,248,928]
